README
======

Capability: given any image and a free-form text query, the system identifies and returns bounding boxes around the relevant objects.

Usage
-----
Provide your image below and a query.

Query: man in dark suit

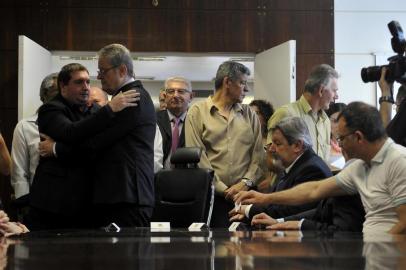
[230,116,332,222]
[157,77,193,168]
[28,63,139,230]
[251,194,365,232]
[94,44,156,227]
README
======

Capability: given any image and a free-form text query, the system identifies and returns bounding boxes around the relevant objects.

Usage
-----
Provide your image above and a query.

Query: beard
[267,152,285,174]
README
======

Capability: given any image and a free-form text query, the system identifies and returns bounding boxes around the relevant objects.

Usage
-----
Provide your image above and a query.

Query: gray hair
[304,64,339,94]
[40,72,58,103]
[164,76,192,92]
[271,117,313,150]
[98,44,134,78]
[214,61,250,90]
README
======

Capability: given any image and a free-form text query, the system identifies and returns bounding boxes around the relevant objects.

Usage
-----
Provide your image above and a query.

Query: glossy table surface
[2,228,406,269]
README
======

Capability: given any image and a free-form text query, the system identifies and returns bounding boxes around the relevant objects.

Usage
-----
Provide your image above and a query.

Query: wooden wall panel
[262,11,334,53]
[265,0,333,10]
[44,0,262,10]
[0,52,18,110]
[296,53,335,97]
[0,8,18,50]
[43,8,262,52]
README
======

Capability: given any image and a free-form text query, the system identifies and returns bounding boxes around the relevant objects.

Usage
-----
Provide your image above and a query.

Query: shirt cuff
[276,218,285,223]
[245,204,253,218]
[53,142,58,158]
[298,218,305,229]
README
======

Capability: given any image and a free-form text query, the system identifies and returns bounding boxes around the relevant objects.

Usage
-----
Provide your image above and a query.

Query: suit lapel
[270,149,313,192]
[158,111,172,140]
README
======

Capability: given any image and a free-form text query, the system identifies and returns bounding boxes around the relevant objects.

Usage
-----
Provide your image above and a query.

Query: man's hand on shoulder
[108,90,140,112]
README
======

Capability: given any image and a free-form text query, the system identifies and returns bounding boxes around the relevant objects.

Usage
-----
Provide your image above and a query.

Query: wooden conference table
[2,228,406,269]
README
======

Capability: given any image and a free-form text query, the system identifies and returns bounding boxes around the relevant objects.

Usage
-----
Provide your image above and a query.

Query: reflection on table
[3,228,406,269]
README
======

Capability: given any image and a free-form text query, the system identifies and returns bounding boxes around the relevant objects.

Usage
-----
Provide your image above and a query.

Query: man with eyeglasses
[235,102,406,234]
[267,64,339,163]
[157,76,193,168]
[90,43,157,228]
[186,61,264,227]
[229,117,333,226]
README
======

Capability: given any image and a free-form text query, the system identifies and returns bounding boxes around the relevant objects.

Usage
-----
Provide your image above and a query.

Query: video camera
[361,20,406,84]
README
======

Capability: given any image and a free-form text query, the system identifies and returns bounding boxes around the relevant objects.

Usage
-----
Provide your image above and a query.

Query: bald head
[88,86,108,107]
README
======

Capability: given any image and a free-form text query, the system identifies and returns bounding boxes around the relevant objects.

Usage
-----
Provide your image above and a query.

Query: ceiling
[51,51,255,82]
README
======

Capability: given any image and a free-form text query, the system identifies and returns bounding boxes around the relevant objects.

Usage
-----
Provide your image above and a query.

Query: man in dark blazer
[28,63,138,230]
[250,158,365,232]
[252,194,365,232]
[94,44,156,227]
[230,116,332,222]
[157,76,193,168]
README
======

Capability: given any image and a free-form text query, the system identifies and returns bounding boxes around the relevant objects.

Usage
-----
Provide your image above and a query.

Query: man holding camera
[379,68,406,146]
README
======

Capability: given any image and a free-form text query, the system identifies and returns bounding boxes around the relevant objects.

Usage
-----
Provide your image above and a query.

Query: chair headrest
[170,147,202,165]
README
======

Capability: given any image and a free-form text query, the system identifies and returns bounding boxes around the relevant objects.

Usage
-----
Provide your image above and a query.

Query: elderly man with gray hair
[267,64,339,162]
[230,116,332,223]
[157,76,193,168]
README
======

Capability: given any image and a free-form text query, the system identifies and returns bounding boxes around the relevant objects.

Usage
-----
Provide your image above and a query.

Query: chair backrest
[151,147,214,227]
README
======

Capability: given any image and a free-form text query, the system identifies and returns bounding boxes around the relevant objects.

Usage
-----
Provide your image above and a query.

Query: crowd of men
[0,42,406,235]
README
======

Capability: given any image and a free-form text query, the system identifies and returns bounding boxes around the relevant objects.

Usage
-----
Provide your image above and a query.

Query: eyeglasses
[165,88,189,95]
[97,66,118,76]
[336,132,354,144]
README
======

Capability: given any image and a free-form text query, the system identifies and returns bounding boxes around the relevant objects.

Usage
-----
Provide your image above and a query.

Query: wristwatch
[379,96,394,104]
[242,178,254,188]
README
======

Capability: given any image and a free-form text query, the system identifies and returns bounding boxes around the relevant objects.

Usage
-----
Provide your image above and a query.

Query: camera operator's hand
[378,67,394,128]
[378,67,393,96]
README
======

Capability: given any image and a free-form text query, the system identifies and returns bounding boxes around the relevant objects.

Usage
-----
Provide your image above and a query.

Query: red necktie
[171,117,180,153]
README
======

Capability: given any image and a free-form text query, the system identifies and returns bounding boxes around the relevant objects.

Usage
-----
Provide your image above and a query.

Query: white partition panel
[18,36,52,120]
[254,40,296,109]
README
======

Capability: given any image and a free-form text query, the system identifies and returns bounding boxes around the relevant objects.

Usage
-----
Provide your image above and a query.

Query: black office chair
[151,147,214,228]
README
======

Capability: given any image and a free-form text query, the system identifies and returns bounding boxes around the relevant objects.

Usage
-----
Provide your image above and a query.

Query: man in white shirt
[235,102,406,234]
[11,73,58,200]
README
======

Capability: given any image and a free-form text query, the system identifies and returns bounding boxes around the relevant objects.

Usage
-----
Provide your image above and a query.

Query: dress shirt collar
[284,152,304,174]
[167,110,187,123]
[113,77,135,96]
[369,138,393,166]
[298,95,329,122]
[207,96,244,114]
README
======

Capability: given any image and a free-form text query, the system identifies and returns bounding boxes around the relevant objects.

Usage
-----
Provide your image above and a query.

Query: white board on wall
[254,40,296,109]
[18,36,52,120]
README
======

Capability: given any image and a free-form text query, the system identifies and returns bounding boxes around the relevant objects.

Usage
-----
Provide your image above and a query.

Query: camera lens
[361,66,382,83]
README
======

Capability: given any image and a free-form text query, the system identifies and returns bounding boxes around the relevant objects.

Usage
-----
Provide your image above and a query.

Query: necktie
[171,117,181,153]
